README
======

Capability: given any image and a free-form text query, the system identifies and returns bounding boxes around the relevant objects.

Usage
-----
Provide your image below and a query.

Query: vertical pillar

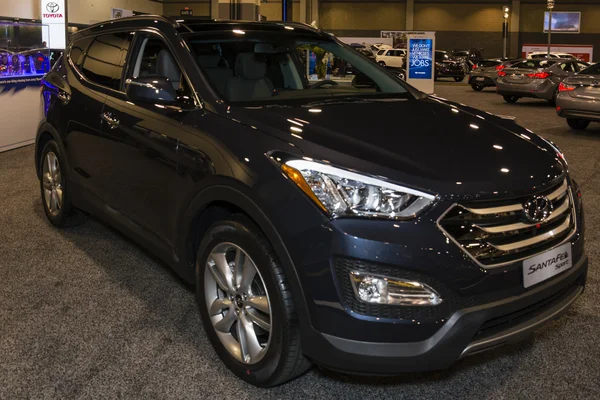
[216,0,259,20]
[300,0,307,23]
[310,0,319,26]
[210,0,219,19]
[282,0,293,21]
[406,0,414,31]
[510,0,520,58]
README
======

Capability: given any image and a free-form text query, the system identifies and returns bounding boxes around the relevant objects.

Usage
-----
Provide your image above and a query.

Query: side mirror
[125,76,176,105]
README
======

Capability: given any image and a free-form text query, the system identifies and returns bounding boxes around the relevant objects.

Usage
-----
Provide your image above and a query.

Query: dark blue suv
[36,16,587,386]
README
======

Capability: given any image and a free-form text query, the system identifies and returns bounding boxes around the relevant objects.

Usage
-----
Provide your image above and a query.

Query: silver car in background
[468,58,523,91]
[496,59,590,104]
[556,62,600,130]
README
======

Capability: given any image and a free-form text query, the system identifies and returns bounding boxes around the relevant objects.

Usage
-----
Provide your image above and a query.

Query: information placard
[406,32,436,94]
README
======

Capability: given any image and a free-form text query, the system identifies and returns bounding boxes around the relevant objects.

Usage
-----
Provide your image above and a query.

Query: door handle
[101,112,120,129]
[57,91,71,104]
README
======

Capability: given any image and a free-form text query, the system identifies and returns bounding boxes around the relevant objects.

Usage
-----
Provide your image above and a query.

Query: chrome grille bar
[490,215,572,252]
[437,179,576,269]
[475,197,570,234]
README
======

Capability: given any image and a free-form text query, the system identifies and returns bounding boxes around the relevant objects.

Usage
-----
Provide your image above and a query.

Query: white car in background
[527,52,577,60]
[370,43,392,55]
[376,48,406,68]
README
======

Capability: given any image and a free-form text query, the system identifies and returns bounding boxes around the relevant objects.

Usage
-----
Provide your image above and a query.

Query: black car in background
[37,16,587,386]
[452,48,484,70]
[435,50,466,81]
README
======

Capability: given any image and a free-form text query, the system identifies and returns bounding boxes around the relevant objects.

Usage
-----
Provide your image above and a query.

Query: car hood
[228,96,565,201]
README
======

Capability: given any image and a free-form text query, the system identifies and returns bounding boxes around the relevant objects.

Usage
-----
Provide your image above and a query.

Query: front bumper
[303,255,587,374]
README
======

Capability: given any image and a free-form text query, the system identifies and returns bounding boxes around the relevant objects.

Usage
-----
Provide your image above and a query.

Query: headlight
[281,159,436,219]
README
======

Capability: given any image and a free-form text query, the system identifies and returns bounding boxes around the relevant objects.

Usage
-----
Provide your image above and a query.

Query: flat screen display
[408,38,433,80]
[544,12,581,33]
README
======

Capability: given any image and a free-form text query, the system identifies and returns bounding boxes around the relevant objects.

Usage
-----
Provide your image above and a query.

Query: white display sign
[406,32,436,95]
[112,8,134,19]
[41,0,67,49]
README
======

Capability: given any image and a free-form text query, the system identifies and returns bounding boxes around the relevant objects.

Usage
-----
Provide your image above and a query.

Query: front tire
[471,83,484,91]
[567,118,590,130]
[39,140,73,227]
[454,76,464,82]
[196,216,311,387]
[378,61,386,67]
[503,95,519,104]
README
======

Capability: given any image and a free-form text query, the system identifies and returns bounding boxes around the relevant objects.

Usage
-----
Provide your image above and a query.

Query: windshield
[580,63,600,75]
[185,32,409,105]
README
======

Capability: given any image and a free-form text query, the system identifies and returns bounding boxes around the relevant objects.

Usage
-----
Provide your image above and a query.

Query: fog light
[349,271,442,306]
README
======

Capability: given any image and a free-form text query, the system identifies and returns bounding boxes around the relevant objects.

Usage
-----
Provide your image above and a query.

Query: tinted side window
[69,36,94,68]
[81,32,131,90]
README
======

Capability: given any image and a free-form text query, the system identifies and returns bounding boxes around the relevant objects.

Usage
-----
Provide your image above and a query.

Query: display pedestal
[0,78,43,152]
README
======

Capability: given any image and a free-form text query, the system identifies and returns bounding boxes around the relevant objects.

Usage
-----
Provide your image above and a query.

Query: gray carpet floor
[1,83,599,399]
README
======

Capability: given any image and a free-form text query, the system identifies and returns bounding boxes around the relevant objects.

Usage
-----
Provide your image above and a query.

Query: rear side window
[81,32,132,90]
[69,36,94,68]
[559,63,576,73]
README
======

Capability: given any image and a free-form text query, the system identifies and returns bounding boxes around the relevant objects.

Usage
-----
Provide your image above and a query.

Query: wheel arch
[35,122,68,179]
[178,183,312,329]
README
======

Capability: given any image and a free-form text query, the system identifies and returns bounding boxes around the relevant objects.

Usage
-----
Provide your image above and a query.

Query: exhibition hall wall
[266,0,600,60]
[2,0,600,60]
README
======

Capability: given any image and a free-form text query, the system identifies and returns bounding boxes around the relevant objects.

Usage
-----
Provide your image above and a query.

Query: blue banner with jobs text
[408,38,433,80]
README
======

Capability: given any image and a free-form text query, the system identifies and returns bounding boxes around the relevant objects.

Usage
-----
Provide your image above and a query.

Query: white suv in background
[376,49,406,68]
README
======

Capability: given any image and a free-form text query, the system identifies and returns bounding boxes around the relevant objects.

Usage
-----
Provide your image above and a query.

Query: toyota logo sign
[46,2,59,13]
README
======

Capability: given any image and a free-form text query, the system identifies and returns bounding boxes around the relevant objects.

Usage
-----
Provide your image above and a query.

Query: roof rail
[77,14,178,34]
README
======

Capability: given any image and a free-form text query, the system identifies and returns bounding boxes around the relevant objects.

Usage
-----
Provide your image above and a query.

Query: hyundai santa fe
[36,16,587,387]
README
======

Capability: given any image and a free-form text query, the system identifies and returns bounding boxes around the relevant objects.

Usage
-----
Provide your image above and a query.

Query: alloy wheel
[42,151,63,216]
[204,242,272,364]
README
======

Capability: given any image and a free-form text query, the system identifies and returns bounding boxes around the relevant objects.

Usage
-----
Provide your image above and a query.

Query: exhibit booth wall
[0,0,162,24]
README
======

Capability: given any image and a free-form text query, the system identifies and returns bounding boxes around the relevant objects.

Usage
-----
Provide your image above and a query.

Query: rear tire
[503,95,519,104]
[567,118,590,130]
[196,215,311,387]
[471,83,484,91]
[454,76,464,82]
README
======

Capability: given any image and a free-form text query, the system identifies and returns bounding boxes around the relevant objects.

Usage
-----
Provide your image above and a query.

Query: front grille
[438,179,575,268]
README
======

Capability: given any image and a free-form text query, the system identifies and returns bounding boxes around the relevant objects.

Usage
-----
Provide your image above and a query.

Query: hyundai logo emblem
[46,2,60,13]
[523,196,553,223]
